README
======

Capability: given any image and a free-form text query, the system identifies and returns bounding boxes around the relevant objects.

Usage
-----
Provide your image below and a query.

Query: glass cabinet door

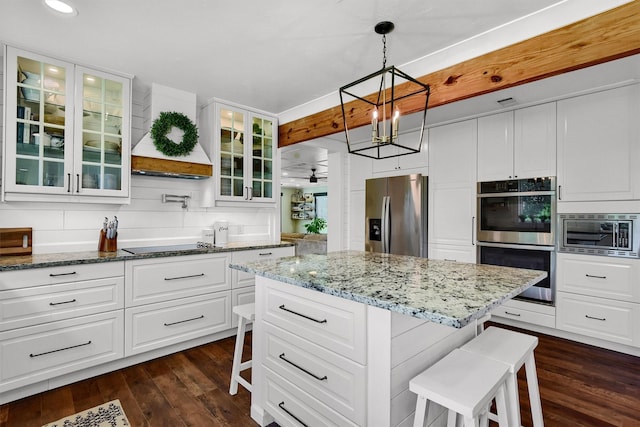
[214,102,277,203]
[74,66,130,196]
[6,47,74,193]
[218,107,246,198]
[250,115,274,200]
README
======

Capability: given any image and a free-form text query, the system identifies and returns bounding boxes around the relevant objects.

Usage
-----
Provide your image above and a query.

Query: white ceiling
[1,0,595,114]
[1,0,634,188]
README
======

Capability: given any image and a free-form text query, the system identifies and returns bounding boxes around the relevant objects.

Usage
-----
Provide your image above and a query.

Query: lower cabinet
[0,262,125,398]
[254,276,478,427]
[491,298,556,328]
[428,244,476,263]
[556,253,640,348]
[556,292,639,347]
[0,310,123,393]
[124,253,232,356]
[125,292,231,356]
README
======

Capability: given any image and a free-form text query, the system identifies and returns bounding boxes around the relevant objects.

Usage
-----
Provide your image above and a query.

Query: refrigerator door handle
[382,196,391,253]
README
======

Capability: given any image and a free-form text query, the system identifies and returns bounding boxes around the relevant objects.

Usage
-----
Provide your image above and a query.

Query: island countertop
[229,250,547,328]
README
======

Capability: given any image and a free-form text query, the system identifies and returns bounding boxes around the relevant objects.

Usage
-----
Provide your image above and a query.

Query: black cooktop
[122,243,213,254]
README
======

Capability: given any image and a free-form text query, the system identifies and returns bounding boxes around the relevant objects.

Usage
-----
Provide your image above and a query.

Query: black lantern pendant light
[339,21,431,160]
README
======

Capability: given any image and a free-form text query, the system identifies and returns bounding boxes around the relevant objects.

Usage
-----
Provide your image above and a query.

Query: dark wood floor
[1,324,639,426]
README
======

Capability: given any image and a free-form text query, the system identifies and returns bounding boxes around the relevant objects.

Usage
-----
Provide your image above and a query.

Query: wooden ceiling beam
[278,1,640,147]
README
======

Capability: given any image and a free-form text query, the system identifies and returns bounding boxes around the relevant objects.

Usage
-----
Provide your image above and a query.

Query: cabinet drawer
[232,247,295,289]
[264,367,358,427]
[125,291,231,356]
[557,292,638,346]
[125,254,230,306]
[0,261,124,291]
[0,310,123,393]
[263,323,365,425]
[0,277,124,331]
[557,254,640,302]
[491,303,556,328]
[262,278,366,364]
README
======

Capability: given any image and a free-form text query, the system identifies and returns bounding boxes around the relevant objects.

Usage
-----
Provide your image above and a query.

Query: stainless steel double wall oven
[477,177,556,304]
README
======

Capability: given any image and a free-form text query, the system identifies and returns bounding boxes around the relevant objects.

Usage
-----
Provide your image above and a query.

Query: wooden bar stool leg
[525,354,544,427]
[229,316,247,395]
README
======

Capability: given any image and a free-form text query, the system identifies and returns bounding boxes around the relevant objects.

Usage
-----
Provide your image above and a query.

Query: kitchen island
[230,251,546,427]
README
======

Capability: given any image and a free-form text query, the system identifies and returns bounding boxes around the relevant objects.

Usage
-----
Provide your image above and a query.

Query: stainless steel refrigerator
[365,174,428,257]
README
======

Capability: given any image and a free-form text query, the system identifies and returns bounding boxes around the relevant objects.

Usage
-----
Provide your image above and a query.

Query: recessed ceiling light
[283,172,289,176]
[43,0,78,16]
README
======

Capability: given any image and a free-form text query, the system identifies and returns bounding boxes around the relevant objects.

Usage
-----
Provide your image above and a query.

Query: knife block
[98,229,118,252]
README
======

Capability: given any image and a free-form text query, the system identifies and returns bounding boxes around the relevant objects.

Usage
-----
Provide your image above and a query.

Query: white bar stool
[460,326,543,427]
[409,348,511,427]
[229,302,255,395]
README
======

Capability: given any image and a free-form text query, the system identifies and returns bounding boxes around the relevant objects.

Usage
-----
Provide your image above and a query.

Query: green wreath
[150,111,199,157]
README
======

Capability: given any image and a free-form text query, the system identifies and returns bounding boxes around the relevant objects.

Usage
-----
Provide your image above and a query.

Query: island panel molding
[278,0,640,147]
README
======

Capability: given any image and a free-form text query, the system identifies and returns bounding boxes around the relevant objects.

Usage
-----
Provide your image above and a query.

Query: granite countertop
[0,242,294,272]
[229,250,547,328]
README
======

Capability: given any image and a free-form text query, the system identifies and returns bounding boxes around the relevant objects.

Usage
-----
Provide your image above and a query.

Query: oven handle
[476,242,556,251]
[477,190,556,198]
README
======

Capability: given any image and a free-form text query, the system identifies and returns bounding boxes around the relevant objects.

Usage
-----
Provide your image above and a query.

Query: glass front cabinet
[213,102,277,203]
[2,46,131,202]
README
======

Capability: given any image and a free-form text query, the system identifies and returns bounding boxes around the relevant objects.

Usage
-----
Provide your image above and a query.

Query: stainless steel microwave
[558,213,640,258]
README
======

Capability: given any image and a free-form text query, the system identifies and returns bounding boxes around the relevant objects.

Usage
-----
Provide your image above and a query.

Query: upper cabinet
[557,84,640,202]
[209,101,277,204]
[477,103,556,182]
[2,46,131,203]
[371,129,428,176]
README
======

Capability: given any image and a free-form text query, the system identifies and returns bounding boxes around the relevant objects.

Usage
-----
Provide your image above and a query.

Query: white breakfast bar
[230,251,546,427]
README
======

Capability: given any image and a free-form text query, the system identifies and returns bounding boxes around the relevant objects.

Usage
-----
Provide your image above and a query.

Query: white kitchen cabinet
[428,119,477,253]
[125,292,231,356]
[557,253,640,303]
[556,253,640,348]
[2,45,131,203]
[0,310,124,394]
[557,84,640,202]
[125,253,230,307]
[371,129,428,176]
[0,262,125,396]
[253,276,479,427]
[427,244,476,263]
[124,253,233,356]
[477,103,556,182]
[206,100,277,204]
[556,292,638,347]
[491,298,556,329]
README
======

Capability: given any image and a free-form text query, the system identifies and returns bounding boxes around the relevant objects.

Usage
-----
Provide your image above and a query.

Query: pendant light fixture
[339,21,430,160]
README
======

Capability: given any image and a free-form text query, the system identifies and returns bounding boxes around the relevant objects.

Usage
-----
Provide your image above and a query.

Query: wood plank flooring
[1,324,639,426]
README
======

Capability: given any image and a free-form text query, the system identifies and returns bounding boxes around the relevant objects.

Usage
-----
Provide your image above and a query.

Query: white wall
[0,59,278,254]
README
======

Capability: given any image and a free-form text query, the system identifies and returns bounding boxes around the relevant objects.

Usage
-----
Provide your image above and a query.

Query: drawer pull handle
[278,305,327,324]
[49,299,77,306]
[164,273,205,281]
[259,252,273,256]
[504,311,521,317]
[164,315,205,326]
[585,274,607,279]
[585,315,606,321]
[30,340,92,358]
[49,271,77,277]
[278,401,309,427]
[279,353,328,381]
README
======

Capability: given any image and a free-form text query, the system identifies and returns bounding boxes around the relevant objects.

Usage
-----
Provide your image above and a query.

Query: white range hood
[131,83,212,179]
